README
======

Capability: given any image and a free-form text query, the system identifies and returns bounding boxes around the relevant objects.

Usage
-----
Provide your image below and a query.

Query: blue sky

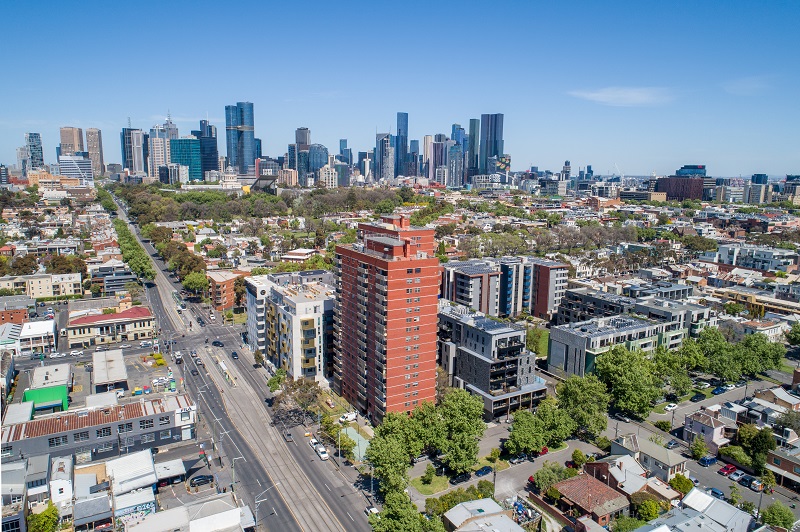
[1,0,798,176]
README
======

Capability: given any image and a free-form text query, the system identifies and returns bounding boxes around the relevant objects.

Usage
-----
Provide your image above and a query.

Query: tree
[10,254,38,275]
[637,499,659,521]
[234,276,246,308]
[27,500,59,532]
[595,346,660,418]
[556,375,610,439]
[571,448,587,469]
[267,368,286,392]
[786,322,800,346]
[761,501,795,529]
[488,448,501,464]
[398,187,416,204]
[689,437,708,460]
[182,271,209,293]
[740,500,756,514]
[254,349,265,367]
[723,302,745,316]
[728,483,742,506]
[761,469,776,492]
[371,489,445,532]
[435,366,452,404]
[338,432,357,461]
[534,397,576,447]
[531,461,577,492]
[610,517,646,532]
[505,410,546,456]
[366,434,410,494]
[669,474,694,495]
[750,427,777,457]
[422,464,436,484]
[374,412,425,461]
[777,409,800,434]
[124,281,143,298]
[438,390,486,474]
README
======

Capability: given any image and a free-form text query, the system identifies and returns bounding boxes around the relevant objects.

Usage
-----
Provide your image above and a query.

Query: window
[48,435,68,448]
[97,427,111,438]
[181,411,191,421]
[121,437,134,448]
[1,445,12,458]
[773,457,782,466]
[140,419,154,430]
[74,431,89,442]
[98,442,114,452]
[407,269,413,274]
[118,423,132,434]
[414,278,420,283]
[415,268,421,274]
[160,430,172,440]
[406,279,413,284]
[159,416,171,425]
[141,433,155,443]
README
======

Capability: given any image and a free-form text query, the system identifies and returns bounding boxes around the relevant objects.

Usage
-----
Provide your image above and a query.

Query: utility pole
[254,483,281,531]
[231,456,245,491]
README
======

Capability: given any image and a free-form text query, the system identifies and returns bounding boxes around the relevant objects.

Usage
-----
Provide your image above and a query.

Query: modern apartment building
[700,244,799,273]
[438,302,546,421]
[85,128,104,177]
[333,215,439,423]
[245,277,334,383]
[554,288,637,325]
[440,257,568,320]
[0,273,83,299]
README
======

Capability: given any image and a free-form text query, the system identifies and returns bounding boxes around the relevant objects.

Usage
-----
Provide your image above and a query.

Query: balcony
[301,357,316,369]
[301,338,316,348]
[301,319,315,330]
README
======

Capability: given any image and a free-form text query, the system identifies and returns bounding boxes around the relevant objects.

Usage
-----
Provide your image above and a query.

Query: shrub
[719,445,753,467]
[595,436,612,451]
[654,420,672,432]
[422,464,435,485]
[669,474,694,495]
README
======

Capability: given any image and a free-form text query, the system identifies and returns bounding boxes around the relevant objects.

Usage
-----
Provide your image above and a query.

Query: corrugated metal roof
[106,450,156,495]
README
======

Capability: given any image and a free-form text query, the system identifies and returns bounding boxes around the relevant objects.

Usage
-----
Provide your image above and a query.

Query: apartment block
[206,270,245,312]
[555,288,637,325]
[440,260,500,316]
[700,243,799,273]
[0,273,83,299]
[245,277,334,383]
[333,215,439,423]
[438,302,546,421]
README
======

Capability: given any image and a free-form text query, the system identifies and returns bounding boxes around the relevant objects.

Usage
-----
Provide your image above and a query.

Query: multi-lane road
[114,198,371,531]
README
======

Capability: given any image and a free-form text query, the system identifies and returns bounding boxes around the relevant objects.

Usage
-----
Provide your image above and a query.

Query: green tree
[637,499,660,521]
[786,322,800,346]
[438,390,486,474]
[689,437,709,460]
[505,410,546,456]
[740,500,756,514]
[668,474,694,495]
[366,434,410,494]
[728,483,742,506]
[777,409,800,434]
[182,271,209,293]
[398,187,416,203]
[124,281,143,298]
[534,397,577,447]
[611,517,646,532]
[571,448,587,469]
[422,464,436,484]
[737,423,759,451]
[556,375,610,439]
[595,346,660,418]
[338,432,357,461]
[234,276,246,307]
[761,501,795,529]
[267,368,286,392]
[750,427,777,457]
[371,489,445,532]
[254,349,264,367]
[532,461,576,493]
[411,401,445,452]
[374,412,425,461]
[10,254,38,275]
[723,302,745,316]
[761,469,776,492]
[487,448,501,464]
[27,500,59,532]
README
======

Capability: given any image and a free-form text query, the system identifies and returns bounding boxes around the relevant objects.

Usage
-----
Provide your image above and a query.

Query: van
[339,412,357,423]
[699,455,717,467]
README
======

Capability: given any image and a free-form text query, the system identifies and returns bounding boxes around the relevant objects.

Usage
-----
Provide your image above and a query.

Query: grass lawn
[473,457,510,473]
[548,442,568,453]
[232,313,247,325]
[410,474,450,496]
[537,329,549,358]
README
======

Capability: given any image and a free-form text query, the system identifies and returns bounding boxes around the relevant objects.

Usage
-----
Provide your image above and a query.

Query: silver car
[729,471,745,482]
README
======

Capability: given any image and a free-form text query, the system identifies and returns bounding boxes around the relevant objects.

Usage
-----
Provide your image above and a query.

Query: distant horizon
[1,1,798,176]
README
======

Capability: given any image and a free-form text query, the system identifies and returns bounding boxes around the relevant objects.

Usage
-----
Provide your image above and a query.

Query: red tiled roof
[554,474,628,516]
[69,306,152,326]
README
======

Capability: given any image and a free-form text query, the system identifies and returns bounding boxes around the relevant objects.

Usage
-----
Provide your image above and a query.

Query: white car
[119,344,131,349]
[665,403,678,412]
[364,506,379,517]
[315,445,329,460]
[309,438,320,449]
[49,352,65,358]
[69,350,84,357]
[696,382,710,389]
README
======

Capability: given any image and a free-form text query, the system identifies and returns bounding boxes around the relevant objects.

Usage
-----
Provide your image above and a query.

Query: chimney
[403,239,411,258]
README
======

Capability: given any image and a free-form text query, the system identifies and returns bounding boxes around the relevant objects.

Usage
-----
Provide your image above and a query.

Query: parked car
[449,472,471,485]
[49,352,64,359]
[309,438,320,449]
[212,340,224,347]
[665,403,678,412]
[95,346,106,352]
[531,447,549,457]
[189,475,214,487]
[364,506,379,517]
[283,432,294,443]
[231,351,239,359]
[475,466,493,477]
[139,341,152,348]
[719,464,737,476]
[666,393,679,402]
[509,453,527,465]
[729,471,745,482]
[724,384,735,391]
[708,487,725,499]
[696,381,711,389]
[735,380,747,388]
[119,344,131,349]
[614,412,632,423]
[412,454,427,464]
[69,350,83,357]
[699,455,718,467]
[691,393,706,403]
[750,479,764,492]
[339,412,357,423]
[711,386,727,395]
[666,439,680,449]
[738,474,755,487]
[315,445,329,460]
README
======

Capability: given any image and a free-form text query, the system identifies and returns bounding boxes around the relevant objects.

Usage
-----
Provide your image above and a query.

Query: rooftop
[556,315,656,338]
[206,270,241,283]
[69,306,152,327]
[92,349,127,385]
[443,498,505,529]
[31,363,71,389]
[553,474,629,516]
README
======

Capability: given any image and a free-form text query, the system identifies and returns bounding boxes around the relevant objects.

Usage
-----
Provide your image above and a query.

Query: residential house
[741,320,787,343]
[611,434,688,482]
[442,498,522,532]
[584,455,681,503]
[49,455,73,520]
[552,474,629,527]
[1,460,27,532]
[755,387,800,412]
[64,306,154,349]
[683,410,730,455]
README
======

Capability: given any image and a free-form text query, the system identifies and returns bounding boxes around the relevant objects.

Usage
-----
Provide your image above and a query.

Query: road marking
[325,483,331,492]
[346,512,354,522]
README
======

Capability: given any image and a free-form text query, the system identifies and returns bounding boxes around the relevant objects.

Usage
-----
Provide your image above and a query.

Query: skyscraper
[25,133,44,170]
[339,139,352,166]
[467,119,480,179]
[170,137,202,181]
[148,118,178,177]
[333,215,439,422]
[395,112,408,177]
[308,144,329,174]
[191,120,219,179]
[58,154,94,186]
[254,138,262,160]
[429,140,447,182]
[295,127,311,146]
[447,143,464,188]
[422,135,433,179]
[59,127,84,157]
[408,140,420,176]
[120,128,147,174]
[225,102,255,176]
[85,129,104,176]
[375,134,394,181]
[16,146,29,177]
[479,114,503,174]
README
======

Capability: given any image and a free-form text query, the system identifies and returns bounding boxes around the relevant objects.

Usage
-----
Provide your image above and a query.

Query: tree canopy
[595,346,660,418]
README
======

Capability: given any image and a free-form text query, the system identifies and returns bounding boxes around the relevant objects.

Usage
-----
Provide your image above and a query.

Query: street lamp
[254,483,281,530]
[231,456,245,491]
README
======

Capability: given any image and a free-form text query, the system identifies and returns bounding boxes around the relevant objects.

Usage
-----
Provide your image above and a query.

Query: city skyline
[1,1,798,176]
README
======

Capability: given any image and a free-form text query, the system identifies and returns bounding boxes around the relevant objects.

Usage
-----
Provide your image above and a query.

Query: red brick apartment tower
[333,215,440,423]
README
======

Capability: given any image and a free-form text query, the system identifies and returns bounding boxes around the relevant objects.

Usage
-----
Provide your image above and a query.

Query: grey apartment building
[438,301,546,421]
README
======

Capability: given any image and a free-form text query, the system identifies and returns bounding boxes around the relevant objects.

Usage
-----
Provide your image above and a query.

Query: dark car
[665,393,679,402]
[190,475,214,487]
[197,318,206,327]
[449,472,471,485]
[738,474,755,487]
[212,340,223,347]
[231,351,239,359]
[190,369,199,376]
[475,466,493,477]
[712,386,727,395]
[614,412,632,423]
[150,447,159,454]
[690,393,705,403]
